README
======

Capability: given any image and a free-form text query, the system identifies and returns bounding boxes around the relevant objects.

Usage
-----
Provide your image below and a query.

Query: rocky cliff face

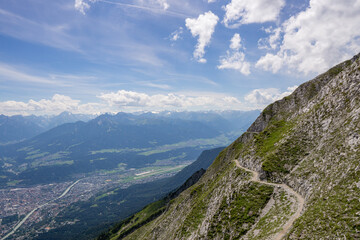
[104,54,360,240]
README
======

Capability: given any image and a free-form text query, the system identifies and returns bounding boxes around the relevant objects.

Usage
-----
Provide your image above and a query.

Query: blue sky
[0,0,359,115]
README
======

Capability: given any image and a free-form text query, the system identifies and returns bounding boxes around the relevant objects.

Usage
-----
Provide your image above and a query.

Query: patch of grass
[6,180,22,186]
[307,82,317,99]
[322,60,350,78]
[252,119,309,176]
[262,154,289,173]
[179,162,238,237]
[25,151,49,160]
[254,120,292,157]
[327,65,343,77]
[232,142,243,159]
[207,182,274,239]
[246,189,295,239]
[262,104,274,117]
[179,162,252,238]
[95,191,115,201]
[109,199,167,239]
[210,149,227,170]
[138,149,171,156]
[180,199,207,236]
[17,146,33,152]
[90,148,143,155]
[27,149,40,155]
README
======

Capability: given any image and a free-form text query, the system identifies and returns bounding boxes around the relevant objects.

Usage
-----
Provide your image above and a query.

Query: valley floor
[0,164,186,240]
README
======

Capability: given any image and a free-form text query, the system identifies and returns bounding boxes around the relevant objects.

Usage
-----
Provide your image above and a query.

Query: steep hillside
[105,54,360,239]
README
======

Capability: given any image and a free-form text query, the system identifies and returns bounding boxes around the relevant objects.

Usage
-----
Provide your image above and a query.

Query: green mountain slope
[103,54,360,239]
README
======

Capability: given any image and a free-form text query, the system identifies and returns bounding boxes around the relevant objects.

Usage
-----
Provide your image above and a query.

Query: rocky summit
[100,54,360,240]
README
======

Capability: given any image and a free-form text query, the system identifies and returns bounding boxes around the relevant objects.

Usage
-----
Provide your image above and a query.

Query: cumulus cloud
[230,33,242,50]
[218,52,250,75]
[185,11,219,63]
[98,90,242,111]
[223,0,285,28]
[258,27,281,50]
[244,86,298,108]
[256,0,360,75]
[217,33,250,75]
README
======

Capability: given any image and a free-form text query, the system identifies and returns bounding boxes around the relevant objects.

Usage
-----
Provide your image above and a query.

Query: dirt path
[234,160,304,240]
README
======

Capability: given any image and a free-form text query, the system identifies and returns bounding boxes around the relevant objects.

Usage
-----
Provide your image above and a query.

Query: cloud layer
[0,94,101,116]
[0,86,300,116]
[0,91,242,116]
[98,90,242,111]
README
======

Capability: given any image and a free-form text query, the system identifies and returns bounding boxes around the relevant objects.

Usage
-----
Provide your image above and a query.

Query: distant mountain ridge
[0,112,94,144]
[0,110,260,145]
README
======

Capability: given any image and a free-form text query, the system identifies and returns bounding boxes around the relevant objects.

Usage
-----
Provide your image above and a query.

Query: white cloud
[244,85,298,108]
[154,0,169,10]
[217,33,250,75]
[170,27,183,41]
[218,51,250,75]
[185,11,219,63]
[256,0,360,75]
[258,27,281,50]
[230,33,242,50]
[256,53,283,73]
[98,90,242,111]
[223,0,285,28]
[208,0,216,3]
[74,0,94,15]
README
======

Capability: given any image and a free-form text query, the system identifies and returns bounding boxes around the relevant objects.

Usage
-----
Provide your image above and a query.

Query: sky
[0,0,359,116]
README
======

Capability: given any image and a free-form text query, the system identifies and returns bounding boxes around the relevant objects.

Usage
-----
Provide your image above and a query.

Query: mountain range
[0,110,259,187]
